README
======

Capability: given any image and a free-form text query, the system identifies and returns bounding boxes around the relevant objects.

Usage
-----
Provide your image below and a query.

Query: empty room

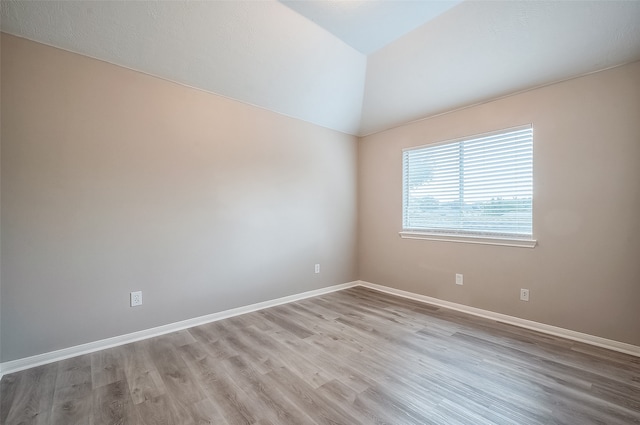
[1,0,639,424]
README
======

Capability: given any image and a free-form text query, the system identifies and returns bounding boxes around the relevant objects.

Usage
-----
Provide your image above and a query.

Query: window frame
[400,125,537,248]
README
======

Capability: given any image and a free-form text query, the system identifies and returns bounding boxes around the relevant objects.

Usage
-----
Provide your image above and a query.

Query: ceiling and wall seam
[1,0,639,137]
[357,58,640,138]
[4,28,638,140]
[0,31,361,139]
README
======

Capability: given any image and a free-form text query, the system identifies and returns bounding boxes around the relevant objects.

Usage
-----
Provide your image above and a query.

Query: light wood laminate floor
[2,286,639,424]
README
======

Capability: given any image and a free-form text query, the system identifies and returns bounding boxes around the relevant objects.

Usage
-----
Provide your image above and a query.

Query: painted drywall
[360,1,640,135]
[0,34,358,362]
[358,61,640,346]
[5,2,640,138]
[0,1,367,135]
[279,0,461,54]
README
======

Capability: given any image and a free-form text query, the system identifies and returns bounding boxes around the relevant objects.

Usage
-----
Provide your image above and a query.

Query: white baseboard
[0,281,359,376]
[3,279,638,377]
[357,280,640,358]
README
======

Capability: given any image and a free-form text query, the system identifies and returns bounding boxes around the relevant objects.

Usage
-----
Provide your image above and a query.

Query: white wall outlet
[455,274,463,285]
[314,264,320,274]
[131,291,143,307]
[520,288,530,302]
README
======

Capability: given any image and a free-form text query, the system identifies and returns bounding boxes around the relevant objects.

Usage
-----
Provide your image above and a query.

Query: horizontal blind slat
[403,125,533,237]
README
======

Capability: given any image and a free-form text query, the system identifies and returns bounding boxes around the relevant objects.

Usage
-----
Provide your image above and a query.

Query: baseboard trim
[356,280,640,358]
[3,279,638,376]
[0,281,359,376]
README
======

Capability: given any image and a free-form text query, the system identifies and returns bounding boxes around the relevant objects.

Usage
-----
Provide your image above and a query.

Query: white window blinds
[402,125,533,239]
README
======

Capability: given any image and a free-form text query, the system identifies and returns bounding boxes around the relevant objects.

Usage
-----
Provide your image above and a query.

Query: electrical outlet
[520,288,530,302]
[315,264,320,274]
[131,291,143,307]
[455,274,463,285]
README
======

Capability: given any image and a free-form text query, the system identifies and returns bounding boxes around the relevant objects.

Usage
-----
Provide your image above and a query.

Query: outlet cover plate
[520,288,530,302]
[131,291,143,307]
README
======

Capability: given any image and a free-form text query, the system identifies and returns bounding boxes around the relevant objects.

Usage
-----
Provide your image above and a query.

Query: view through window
[402,125,533,239]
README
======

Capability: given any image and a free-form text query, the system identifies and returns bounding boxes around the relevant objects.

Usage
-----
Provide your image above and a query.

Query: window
[401,125,535,247]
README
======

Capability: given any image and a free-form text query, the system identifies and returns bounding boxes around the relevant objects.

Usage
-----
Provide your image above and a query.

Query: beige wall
[0,34,358,362]
[359,61,640,346]
[2,33,639,364]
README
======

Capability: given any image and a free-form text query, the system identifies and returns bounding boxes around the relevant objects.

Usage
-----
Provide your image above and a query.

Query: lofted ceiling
[1,1,640,136]
[279,0,462,54]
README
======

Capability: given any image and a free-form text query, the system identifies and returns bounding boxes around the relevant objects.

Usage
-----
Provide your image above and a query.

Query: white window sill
[399,231,537,248]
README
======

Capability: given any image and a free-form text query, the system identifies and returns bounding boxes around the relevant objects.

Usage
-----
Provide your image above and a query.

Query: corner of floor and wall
[1,33,640,376]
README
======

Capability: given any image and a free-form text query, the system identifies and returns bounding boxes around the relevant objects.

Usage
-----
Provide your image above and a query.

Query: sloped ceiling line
[2,0,640,136]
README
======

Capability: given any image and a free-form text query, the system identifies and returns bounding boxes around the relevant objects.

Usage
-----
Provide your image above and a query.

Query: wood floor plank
[316,379,357,405]
[92,379,141,425]
[184,355,257,425]
[289,300,341,321]
[52,355,93,408]
[220,329,281,375]
[91,347,125,390]
[354,386,437,425]
[2,286,640,424]
[4,363,58,425]
[266,366,365,425]
[190,396,229,425]
[249,325,373,393]
[135,393,196,425]
[0,373,20,424]
[126,367,165,406]
[257,309,315,339]
[50,395,93,425]
[144,338,208,408]
[260,328,335,388]
[220,355,318,425]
